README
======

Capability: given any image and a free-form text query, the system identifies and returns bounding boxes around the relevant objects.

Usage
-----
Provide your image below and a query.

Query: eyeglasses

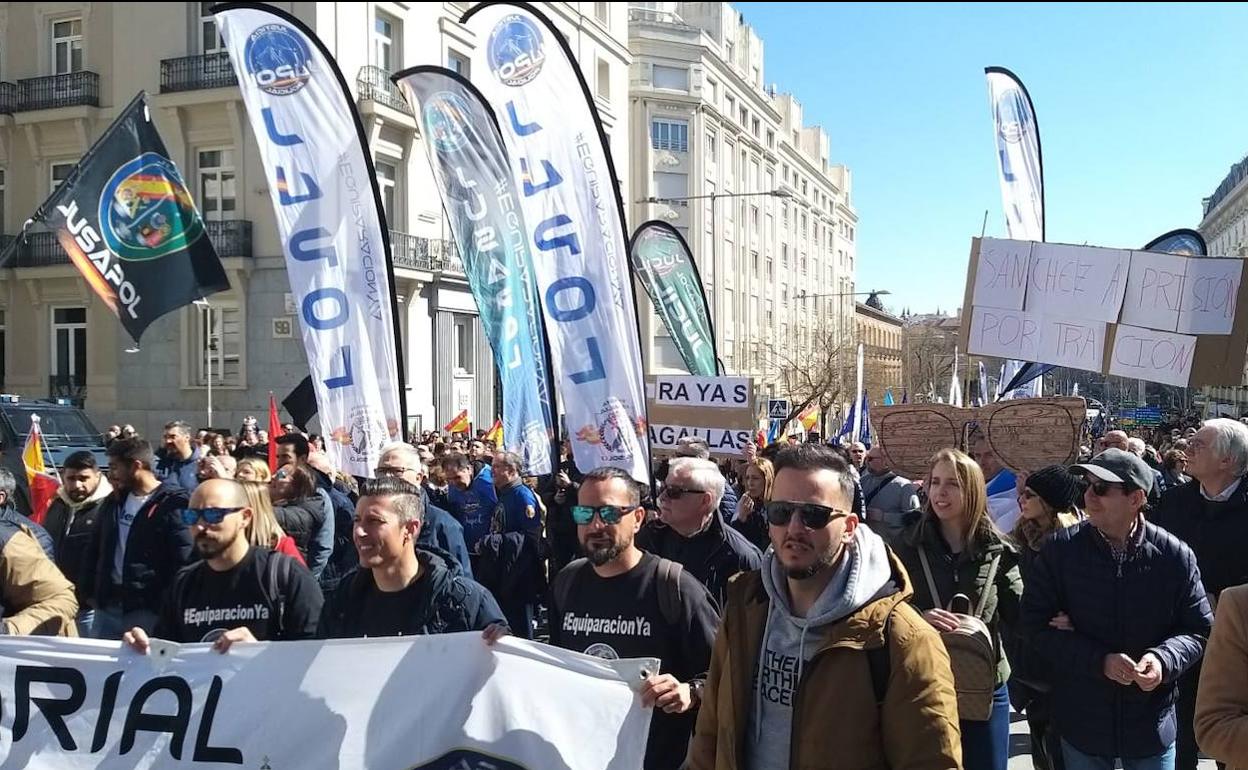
[571,505,637,525]
[764,501,850,529]
[375,466,415,478]
[1082,478,1125,497]
[660,485,705,500]
[181,507,242,526]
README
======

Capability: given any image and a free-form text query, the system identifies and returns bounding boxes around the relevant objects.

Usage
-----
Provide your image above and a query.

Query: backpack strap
[973,553,1002,620]
[916,548,943,609]
[656,558,685,626]
[552,558,589,614]
[263,551,295,639]
[866,611,893,706]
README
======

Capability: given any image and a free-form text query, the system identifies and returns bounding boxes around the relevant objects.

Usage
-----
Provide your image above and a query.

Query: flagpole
[32,414,62,484]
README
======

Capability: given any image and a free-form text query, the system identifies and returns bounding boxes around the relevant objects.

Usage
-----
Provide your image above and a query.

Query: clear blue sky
[735,2,1248,316]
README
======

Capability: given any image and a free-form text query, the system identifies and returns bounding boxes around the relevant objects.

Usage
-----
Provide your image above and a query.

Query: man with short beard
[542,466,720,770]
[121,479,323,652]
[687,444,961,770]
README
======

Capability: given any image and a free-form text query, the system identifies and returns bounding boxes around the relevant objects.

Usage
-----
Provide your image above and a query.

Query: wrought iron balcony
[49,374,87,406]
[357,66,412,115]
[16,71,100,111]
[206,220,253,258]
[390,231,462,273]
[0,82,16,114]
[10,233,68,267]
[160,52,238,93]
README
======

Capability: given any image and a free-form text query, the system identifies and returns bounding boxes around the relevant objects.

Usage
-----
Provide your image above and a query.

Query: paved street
[1007,712,1219,770]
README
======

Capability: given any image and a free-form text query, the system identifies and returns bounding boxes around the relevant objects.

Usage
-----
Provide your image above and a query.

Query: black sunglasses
[764,501,850,529]
[181,507,242,526]
[571,505,636,525]
[660,485,704,500]
[1081,477,1126,497]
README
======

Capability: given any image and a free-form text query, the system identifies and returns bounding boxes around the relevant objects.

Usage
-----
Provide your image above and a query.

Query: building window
[751,117,761,138]
[751,250,759,275]
[705,131,716,164]
[375,159,398,227]
[0,310,5,389]
[766,130,775,149]
[706,78,718,104]
[595,2,609,22]
[597,58,610,99]
[751,205,760,230]
[652,64,689,91]
[197,148,236,222]
[454,316,475,374]
[765,257,774,280]
[725,94,736,116]
[51,307,87,384]
[50,162,74,194]
[193,302,242,387]
[650,119,689,152]
[654,171,688,203]
[447,49,470,77]
[724,288,735,335]
[0,170,6,234]
[781,243,788,269]
[374,12,398,72]
[199,2,223,53]
[52,18,84,75]
[801,255,808,275]
[738,106,748,127]
[725,39,735,64]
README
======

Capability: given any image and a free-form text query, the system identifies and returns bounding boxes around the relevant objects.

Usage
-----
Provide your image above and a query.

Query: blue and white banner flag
[215,4,403,476]
[396,67,556,475]
[462,3,650,483]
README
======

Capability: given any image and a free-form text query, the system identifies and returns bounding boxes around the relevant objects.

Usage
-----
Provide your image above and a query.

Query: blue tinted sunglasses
[181,507,242,526]
[571,505,637,525]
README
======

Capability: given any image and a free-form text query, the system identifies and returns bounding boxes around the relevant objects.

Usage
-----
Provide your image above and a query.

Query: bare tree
[758,317,858,426]
[902,322,958,401]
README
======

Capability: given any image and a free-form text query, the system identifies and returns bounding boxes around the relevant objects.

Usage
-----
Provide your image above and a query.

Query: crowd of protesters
[3,409,1248,770]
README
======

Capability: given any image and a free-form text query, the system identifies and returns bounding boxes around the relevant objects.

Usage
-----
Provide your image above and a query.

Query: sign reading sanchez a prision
[646,375,755,457]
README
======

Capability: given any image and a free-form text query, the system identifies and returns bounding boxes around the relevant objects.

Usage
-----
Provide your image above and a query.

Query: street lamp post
[194,298,214,429]
[641,188,791,375]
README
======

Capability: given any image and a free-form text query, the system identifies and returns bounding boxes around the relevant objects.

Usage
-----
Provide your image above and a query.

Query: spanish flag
[484,419,503,445]
[22,415,60,525]
[798,404,821,432]
[443,409,470,434]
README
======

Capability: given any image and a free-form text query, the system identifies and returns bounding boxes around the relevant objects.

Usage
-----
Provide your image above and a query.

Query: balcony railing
[160,52,238,93]
[357,66,412,115]
[16,71,100,111]
[390,231,462,273]
[49,374,87,406]
[11,233,68,267]
[206,220,253,258]
[0,82,16,114]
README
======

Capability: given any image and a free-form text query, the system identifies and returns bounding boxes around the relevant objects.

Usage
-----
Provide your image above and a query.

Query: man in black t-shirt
[123,479,322,653]
[487,466,719,770]
[318,477,504,638]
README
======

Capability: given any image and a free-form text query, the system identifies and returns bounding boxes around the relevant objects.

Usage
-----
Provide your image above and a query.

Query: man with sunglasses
[545,466,720,770]
[1021,449,1212,770]
[122,479,323,654]
[640,457,761,608]
[687,443,961,770]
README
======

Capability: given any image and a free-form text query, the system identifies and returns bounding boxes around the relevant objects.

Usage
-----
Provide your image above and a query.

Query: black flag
[28,91,228,342]
[282,376,318,432]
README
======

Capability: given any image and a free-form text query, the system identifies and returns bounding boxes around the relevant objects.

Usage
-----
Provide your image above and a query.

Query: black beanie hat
[1025,465,1082,511]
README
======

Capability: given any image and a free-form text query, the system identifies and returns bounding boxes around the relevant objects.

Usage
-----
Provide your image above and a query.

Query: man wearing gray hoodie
[687,443,961,770]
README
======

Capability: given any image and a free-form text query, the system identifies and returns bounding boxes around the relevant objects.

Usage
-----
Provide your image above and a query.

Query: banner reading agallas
[0,635,655,768]
[463,3,651,483]
[630,221,718,376]
[35,92,227,342]
[215,4,403,476]
[396,67,556,475]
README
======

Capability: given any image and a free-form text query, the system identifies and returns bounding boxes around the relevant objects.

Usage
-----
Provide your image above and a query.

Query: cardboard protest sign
[645,375,755,457]
[874,397,1086,480]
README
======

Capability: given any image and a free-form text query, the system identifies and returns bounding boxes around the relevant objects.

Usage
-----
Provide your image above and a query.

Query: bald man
[123,479,323,654]
[1100,430,1130,452]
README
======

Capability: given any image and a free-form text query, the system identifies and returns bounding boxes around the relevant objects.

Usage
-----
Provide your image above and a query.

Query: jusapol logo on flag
[100,152,204,261]
[244,23,313,95]
[488,14,546,86]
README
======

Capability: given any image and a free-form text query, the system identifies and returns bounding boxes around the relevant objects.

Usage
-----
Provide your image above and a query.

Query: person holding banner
[121,479,322,652]
[319,478,504,639]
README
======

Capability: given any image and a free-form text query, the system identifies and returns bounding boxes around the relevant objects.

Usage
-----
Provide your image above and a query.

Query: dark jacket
[317,550,505,638]
[273,496,327,567]
[636,510,762,608]
[1153,477,1248,601]
[315,478,359,593]
[155,447,200,493]
[475,531,546,604]
[88,483,194,614]
[0,502,54,560]
[417,493,473,579]
[889,514,1024,686]
[1021,520,1213,758]
[44,489,109,605]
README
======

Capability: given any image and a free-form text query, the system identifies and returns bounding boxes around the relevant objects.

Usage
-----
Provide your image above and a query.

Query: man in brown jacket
[0,516,78,636]
[686,444,961,770]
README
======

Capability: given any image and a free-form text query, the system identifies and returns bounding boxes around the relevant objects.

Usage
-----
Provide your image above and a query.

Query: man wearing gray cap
[1020,449,1213,770]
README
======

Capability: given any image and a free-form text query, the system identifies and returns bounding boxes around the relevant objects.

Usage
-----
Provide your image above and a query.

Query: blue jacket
[448,466,498,551]
[155,447,200,493]
[418,492,473,579]
[493,480,542,536]
[0,502,54,560]
[1021,520,1213,758]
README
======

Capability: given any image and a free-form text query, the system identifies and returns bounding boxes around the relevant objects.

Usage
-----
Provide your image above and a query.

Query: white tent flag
[0,635,655,769]
[985,67,1044,241]
[852,343,864,440]
[215,5,403,476]
[461,3,650,483]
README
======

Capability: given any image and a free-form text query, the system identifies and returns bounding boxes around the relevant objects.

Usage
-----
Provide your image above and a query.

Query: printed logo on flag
[331,403,395,463]
[415,749,531,770]
[995,88,1031,145]
[244,23,313,95]
[488,14,546,86]
[422,91,474,154]
[100,152,204,261]
[576,398,645,464]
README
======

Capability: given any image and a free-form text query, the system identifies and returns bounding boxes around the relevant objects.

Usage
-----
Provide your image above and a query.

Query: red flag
[22,415,61,525]
[268,392,285,474]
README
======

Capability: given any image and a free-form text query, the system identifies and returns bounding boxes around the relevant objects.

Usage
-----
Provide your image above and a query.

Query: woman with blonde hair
[235,457,271,483]
[730,456,774,551]
[890,448,1023,770]
[238,480,306,566]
